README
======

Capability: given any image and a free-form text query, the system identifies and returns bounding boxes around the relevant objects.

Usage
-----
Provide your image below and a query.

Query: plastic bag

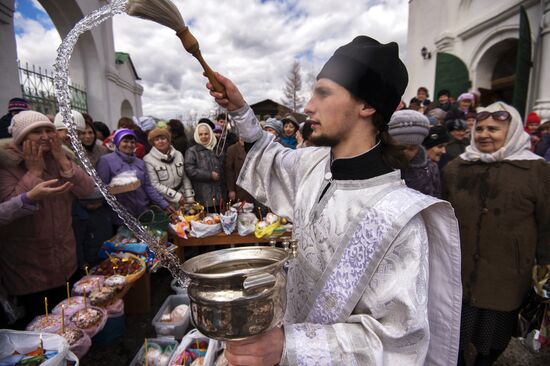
[72,275,105,296]
[190,221,222,238]
[59,328,91,359]
[52,297,88,319]
[105,298,125,317]
[26,314,64,333]
[220,209,238,235]
[237,213,258,236]
[169,220,189,239]
[168,329,222,366]
[0,330,69,366]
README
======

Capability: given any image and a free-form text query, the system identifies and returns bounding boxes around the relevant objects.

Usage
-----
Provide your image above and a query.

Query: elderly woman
[184,123,224,211]
[144,127,194,208]
[442,102,550,366]
[0,110,94,324]
[96,129,170,219]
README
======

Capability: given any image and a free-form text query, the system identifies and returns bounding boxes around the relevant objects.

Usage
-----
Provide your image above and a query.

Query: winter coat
[171,134,189,156]
[0,113,12,139]
[0,138,94,295]
[184,144,224,208]
[224,142,255,203]
[143,146,194,206]
[400,146,441,198]
[446,137,469,161]
[442,158,550,311]
[96,150,168,218]
[535,134,550,157]
[84,140,109,167]
[280,135,297,149]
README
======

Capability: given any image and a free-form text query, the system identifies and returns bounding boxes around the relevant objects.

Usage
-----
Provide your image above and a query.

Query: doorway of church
[480,43,517,107]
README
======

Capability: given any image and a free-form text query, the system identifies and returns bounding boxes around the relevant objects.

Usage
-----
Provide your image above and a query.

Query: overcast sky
[14,0,409,120]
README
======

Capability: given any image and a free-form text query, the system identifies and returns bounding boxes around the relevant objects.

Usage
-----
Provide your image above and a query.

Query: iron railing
[18,62,88,116]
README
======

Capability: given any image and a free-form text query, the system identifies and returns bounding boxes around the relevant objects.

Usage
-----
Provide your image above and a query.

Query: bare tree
[281,60,304,112]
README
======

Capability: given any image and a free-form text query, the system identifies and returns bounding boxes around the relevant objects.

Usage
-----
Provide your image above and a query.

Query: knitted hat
[446,119,467,132]
[113,128,137,148]
[428,107,446,122]
[10,110,55,146]
[388,110,430,145]
[423,125,450,149]
[282,114,299,130]
[264,118,283,136]
[316,35,408,122]
[457,93,474,102]
[148,127,171,145]
[526,112,541,125]
[53,111,86,132]
[8,98,29,113]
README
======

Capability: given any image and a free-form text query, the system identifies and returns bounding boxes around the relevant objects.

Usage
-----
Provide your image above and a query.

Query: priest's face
[304,78,364,147]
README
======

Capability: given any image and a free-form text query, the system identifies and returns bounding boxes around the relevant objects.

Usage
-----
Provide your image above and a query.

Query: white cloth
[193,123,217,150]
[461,102,542,162]
[143,146,194,205]
[231,105,463,365]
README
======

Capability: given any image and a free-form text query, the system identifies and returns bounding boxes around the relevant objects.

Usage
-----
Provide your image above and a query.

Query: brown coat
[442,158,550,311]
[0,139,94,295]
[224,142,254,203]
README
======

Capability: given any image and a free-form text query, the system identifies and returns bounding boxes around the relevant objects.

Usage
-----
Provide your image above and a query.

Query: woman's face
[265,127,278,136]
[198,126,211,145]
[283,122,297,137]
[118,136,136,155]
[25,126,56,152]
[474,117,509,153]
[153,135,170,153]
[80,126,95,146]
[417,90,427,101]
[403,145,419,161]
[459,99,472,110]
[427,144,447,162]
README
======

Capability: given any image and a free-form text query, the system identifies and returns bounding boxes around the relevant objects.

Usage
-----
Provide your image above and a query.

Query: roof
[250,99,307,122]
[115,52,141,80]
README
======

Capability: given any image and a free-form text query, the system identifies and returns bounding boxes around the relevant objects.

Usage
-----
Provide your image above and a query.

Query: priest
[208,36,462,366]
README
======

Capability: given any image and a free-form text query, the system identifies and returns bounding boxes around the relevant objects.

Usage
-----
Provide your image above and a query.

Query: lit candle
[66,282,71,306]
[44,297,48,321]
[61,305,65,334]
[257,207,263,221]
[144,339,148,366]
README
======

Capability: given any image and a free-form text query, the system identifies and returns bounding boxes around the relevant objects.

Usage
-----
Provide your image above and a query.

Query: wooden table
[171,232,277,247]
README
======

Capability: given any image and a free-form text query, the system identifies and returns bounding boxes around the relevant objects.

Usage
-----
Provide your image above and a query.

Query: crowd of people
[0,33,549,366]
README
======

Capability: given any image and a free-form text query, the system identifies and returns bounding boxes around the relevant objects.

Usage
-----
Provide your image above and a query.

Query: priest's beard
[309,133,339,147]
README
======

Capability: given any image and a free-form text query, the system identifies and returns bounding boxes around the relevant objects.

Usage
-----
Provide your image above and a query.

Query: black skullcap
[317,36,408,122]
[423,125,450,149]
[198,118,215,130]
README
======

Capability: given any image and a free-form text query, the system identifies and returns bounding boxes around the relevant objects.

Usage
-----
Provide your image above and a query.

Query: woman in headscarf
[184,123,224,212]
[144,127,195,208]
[442,102,550,366]
[80,117,108,167]
[96,129,170,220]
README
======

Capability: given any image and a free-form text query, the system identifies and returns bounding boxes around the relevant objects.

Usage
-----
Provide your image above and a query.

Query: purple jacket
[96,150,168,218]
[0,193,38,226]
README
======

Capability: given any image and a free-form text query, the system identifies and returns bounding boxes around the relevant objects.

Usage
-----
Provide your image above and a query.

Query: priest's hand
[207,72,246,112]
[224,327,284,366]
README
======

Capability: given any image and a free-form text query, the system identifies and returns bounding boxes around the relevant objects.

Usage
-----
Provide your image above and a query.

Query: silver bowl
[181,246,290,340]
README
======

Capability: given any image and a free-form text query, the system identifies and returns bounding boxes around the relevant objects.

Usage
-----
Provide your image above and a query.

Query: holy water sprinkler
[126,0,226,95]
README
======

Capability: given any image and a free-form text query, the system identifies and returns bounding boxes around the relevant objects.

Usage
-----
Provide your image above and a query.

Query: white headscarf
[460,102,542,162]
[193,123,217,150]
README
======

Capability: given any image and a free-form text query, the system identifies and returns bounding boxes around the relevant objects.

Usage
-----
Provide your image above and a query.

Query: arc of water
[53,0,188,286]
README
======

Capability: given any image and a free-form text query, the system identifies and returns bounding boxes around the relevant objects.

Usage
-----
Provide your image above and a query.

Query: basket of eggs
[90,253,146,285]
[189,214,222,238]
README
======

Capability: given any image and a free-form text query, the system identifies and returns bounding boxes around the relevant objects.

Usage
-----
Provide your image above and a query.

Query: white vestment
[231,105,462,365]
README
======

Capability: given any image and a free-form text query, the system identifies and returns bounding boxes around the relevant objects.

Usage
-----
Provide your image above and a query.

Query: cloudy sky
[14,0,409,120]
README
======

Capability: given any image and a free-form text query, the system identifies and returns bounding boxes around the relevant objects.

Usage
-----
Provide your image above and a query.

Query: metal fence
[18,62,88,116]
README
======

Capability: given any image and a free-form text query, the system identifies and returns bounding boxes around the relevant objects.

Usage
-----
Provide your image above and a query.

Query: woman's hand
[228,191,236,201]
[27,179,74,201]
[211,171,221,181]
[206,72,246,112]
[49,134,72,172]
[23,140,45,178]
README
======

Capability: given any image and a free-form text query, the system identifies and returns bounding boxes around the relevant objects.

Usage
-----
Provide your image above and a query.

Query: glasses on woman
[476,111,511,122]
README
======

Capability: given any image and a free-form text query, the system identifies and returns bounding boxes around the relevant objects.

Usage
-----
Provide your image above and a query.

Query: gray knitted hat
[264,118,283,136]
[388,109,430,145]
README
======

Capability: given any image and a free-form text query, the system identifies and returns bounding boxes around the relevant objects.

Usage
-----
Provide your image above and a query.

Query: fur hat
[316,35,408,122]
[423,125,450,149]
[113,128,137,148]
[53,111,86,132]
[8,98,29,113]
[264,118,283,136]
[446,119,467,132]
[388,110,430,145]
[10,110,55,146]
[148,127,171,145]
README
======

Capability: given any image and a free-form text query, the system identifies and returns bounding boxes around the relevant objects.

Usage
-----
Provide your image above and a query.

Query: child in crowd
[280,115,299,149]
[263,118,283,138]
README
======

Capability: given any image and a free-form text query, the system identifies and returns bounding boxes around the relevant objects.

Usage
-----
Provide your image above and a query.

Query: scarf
[193,123,217,150]
[460,102,542,163]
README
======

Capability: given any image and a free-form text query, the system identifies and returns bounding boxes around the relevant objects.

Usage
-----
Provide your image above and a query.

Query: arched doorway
[121,99,134,118]
[474,38,517,106]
